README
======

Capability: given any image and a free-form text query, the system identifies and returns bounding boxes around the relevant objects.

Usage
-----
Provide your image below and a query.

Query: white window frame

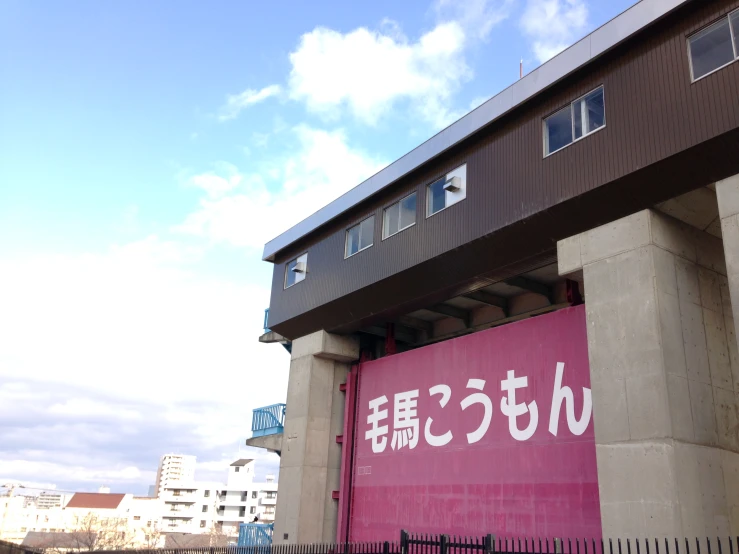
[283,252,308,289]
[687,8,739,83]
[344,216,374,259]
[426,163,467,218]
[543,85,606,158]
[382,192,417,240]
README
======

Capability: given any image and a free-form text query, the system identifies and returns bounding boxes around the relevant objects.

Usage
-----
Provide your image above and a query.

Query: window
[202,505,208,513]
[284,253,308,289]
[265,492,277,499]
[345,216,374,258]
[133,516,141,521]
[426,164,467,217]
[252,491,257,499]
[264,507,275,515]
[688,10,739,80]
[200,521,206,528]
[383,193,416,239]
[147,521,151,527]
[250,507,257,514]
[239,507,246,517]
[544,86,605,156]
[21,528,27,533]
[241,492,248,502]
[235,467,240,473]
[204,490,210,498]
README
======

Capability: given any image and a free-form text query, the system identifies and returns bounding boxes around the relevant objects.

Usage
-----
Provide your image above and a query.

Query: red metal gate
[345,305,600,542]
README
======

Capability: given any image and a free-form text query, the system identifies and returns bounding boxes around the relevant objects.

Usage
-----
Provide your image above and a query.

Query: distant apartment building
[0,491,164,547]
[213,459,277,537]
[159,480,219,535]
[36,492,72,509]
[1,455,276,545]
[159,459,277,538]
[154,454,196,498]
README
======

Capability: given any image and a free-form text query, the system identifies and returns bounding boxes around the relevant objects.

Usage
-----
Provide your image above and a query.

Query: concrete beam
[245,433,283,456]
[462,290,509,312]
[504,276,552,301]
[290,330,359,362]
[397,315,433,334]
[361,325,416,344]
[259,330,289,344]
[427,303,470,324]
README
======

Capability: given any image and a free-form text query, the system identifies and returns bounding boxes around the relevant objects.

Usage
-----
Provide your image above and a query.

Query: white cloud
[175,125,386,249]
[520,0,588,63]
[434,0,514,41]
[219,84,282,121]
[48,399,142,420]
[0,234,288,490]
[187,162,244,199]
[287,21,470,128]
[0,459,147,488]
[0,238,289,415]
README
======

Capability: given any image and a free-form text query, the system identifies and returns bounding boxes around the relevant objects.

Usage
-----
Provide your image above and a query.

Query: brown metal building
[250,0,739,545]
[264,0,739,345]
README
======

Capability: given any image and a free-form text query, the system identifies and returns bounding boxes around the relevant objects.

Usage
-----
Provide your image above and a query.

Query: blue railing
[238,522,274,547]
[251,403,286,438]
[263,308,270,333]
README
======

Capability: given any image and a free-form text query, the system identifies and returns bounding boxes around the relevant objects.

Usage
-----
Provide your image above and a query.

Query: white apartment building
[154,454,196,498]
[159,481,220,535]
[1,456,277,545]
[214,459,277,537]
[159,459,277,538]
[0,491,165,547]
[36,493,72,510]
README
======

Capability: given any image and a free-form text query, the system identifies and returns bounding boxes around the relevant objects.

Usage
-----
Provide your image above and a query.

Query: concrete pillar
[558,209,739,538]
[717,174,739,356]
[272,330,359,544]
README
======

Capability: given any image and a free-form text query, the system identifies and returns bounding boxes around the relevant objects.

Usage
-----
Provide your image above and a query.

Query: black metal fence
[75,533,739,554]
[400,533,739,554]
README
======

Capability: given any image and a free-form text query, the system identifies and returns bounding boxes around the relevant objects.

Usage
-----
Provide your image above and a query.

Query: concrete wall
[272,331,359,544]
[559,209,739,537]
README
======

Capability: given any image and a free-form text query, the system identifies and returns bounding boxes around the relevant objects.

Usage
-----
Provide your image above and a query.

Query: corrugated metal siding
[269,0,739,338]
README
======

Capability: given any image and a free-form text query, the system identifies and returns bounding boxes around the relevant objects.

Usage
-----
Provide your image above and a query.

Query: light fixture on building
[443,176,461,192]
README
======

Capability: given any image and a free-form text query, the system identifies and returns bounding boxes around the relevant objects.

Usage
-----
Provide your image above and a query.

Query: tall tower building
[153,454,196,498]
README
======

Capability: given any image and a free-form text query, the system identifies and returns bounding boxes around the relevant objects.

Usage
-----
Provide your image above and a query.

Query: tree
[137,523,162,549]
[67,513,135,551]
[207,521,233,547]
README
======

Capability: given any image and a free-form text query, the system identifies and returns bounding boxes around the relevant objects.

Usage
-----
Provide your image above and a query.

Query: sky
[0,0,635,495]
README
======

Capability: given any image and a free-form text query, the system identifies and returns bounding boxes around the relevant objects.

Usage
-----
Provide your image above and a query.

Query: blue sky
[0,0,634,494]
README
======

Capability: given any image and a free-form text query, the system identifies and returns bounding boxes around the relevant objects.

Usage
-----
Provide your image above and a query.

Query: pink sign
[349,305,600,542]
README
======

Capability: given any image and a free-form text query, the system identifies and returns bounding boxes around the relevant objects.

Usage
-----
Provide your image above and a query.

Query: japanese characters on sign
[365,362,592,453]
[349,306,600,542]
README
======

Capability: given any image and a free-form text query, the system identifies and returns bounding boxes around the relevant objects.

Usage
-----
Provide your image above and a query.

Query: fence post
[384,542,391,554]
[441,534,449,554]
[485,535,495,554]
[401,530,409,554]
